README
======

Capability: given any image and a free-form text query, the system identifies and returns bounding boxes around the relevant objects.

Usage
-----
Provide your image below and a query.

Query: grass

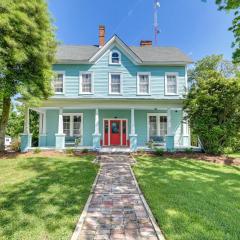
[0,154,98,240]
[133,155,240,240]
[228,152,240,158]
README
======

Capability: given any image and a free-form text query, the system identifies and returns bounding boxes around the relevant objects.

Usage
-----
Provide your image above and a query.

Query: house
[20,25,193,152]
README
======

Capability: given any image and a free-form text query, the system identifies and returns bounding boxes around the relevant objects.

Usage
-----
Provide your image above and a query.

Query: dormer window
[110,50,121,65]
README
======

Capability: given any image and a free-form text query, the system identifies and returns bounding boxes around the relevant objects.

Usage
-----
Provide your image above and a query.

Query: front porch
[20,100,194,152]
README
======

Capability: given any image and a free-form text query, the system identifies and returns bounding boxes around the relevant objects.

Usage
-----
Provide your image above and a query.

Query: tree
[0,0,57,151]
[184,55,240,154]
[215,0,240,63]
[6,106,39,146]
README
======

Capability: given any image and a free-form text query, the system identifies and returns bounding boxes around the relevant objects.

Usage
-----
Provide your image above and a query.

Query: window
[63,116,71,136]
[109,50,121,65]
[165,73,178,95]
[63,114,82,138]
[80,72,93,94]
[53,72,64,94]
[109,73,122,94]
[137,73,150,95]
[148,114,168,141]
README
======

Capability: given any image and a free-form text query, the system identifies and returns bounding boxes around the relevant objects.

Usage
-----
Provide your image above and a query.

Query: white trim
[53,71,65,95]
[164,72,179,96]
[62,113,83,143]
[79,71,94,94]
[102,118,128,147]
[109,50,121,65]
[137,72,151,95]
[147,113,168,142]
[185,65,188,92]
[89,35,142,64]
[108,72,123,95]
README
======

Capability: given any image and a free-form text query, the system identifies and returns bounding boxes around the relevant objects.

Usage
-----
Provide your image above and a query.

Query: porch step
[98,147,131,154]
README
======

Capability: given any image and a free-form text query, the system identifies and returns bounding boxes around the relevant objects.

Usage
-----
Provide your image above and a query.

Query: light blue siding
[45,109,95,147]
[44,108,183,148]
[53,47,186,99]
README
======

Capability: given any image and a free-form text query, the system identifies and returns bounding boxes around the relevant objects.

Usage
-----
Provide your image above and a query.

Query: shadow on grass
[0,156,98,240]
[134,156,240,240]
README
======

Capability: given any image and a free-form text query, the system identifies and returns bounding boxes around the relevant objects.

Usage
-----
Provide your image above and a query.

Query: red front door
[110,120,121,145]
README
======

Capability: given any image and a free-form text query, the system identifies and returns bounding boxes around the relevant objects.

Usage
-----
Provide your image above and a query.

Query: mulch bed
[0,150,96,159]
[133,152,240,166]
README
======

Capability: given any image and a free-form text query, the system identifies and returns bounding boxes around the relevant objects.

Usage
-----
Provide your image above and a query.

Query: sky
[48,0,234,62]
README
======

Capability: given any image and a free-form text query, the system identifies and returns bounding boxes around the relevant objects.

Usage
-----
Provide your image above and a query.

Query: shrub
[146,140,154,149]
[81,148,89,154]
[33,148,41,154]
[185,148,193,154]
[66,148,74,155]
[154,147,164,156]
[10,138,20,152]
[184,55,240,155]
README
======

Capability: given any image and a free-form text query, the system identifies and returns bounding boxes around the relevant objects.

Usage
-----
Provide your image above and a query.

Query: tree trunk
[0,97,11,152]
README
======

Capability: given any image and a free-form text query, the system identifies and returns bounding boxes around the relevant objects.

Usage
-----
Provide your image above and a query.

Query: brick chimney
[99,25,105,47]
[140,40,152,47]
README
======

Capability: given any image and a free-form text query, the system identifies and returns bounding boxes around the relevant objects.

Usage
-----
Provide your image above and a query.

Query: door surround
[103,118,128,146]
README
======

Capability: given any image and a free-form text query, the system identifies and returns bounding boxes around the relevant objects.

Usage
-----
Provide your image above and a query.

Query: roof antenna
[154,0,160,46]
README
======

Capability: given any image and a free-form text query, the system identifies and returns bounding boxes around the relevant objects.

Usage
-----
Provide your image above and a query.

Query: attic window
[110,50,121,65]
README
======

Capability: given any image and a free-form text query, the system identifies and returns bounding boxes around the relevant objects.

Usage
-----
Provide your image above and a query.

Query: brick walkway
[76,155,159,240]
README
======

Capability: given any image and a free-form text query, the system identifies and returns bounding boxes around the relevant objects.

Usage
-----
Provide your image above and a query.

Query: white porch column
[92,108,101,150]
[42,111,46,135]
[39,111,47,147]
[21,106,32,152]
[24,107,30,134]
[94,109,99,135]
[167,108,172,135]
[55,108,65,150]
[182,111,190,147]
[129,108,137,152]
[131,108,135,135]
[39,113,43,134]
[58,108,64,134]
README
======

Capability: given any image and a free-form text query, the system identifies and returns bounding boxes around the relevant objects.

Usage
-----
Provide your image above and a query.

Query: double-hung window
[63,114,83,139]
[148,114,168,141]
[137,73,150,95]
[80,72,93,94]
[109,73,122,94]
[53,72,64,94]
[165,73,178,95]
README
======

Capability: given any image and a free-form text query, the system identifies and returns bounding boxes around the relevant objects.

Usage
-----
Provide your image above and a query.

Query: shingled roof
[56,36,192,65]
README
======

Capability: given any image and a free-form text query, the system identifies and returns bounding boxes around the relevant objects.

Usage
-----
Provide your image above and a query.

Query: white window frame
[63,113,83,142]
[109,72,123,95]
[53,71,65,95]
[79,72,94,94]
[165,72,179,96]
[147,113,168,141]
[137,72,151,95]
[109,50,121,65]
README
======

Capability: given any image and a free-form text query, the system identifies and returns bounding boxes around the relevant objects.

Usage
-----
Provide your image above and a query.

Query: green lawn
[0,154,98,240]
[133,155,240,240]
[228,152,240,158]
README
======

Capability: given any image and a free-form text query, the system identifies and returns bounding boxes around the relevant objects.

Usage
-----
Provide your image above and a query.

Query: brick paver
[77,155,158,240]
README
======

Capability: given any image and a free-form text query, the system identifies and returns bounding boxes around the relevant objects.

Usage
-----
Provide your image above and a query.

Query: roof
[56,45,99,62]
[56,36,192,65]
[129,46,192,64]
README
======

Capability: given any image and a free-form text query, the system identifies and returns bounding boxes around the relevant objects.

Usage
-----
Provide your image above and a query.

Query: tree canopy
[0,0,57,151]
[215,0,240,63]
[184,55,240,154]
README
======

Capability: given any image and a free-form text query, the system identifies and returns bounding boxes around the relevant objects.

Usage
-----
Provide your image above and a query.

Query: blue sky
[48,0,234,61]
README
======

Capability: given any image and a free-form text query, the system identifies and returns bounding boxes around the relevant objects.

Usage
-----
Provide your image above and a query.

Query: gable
[89,35,142,65]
